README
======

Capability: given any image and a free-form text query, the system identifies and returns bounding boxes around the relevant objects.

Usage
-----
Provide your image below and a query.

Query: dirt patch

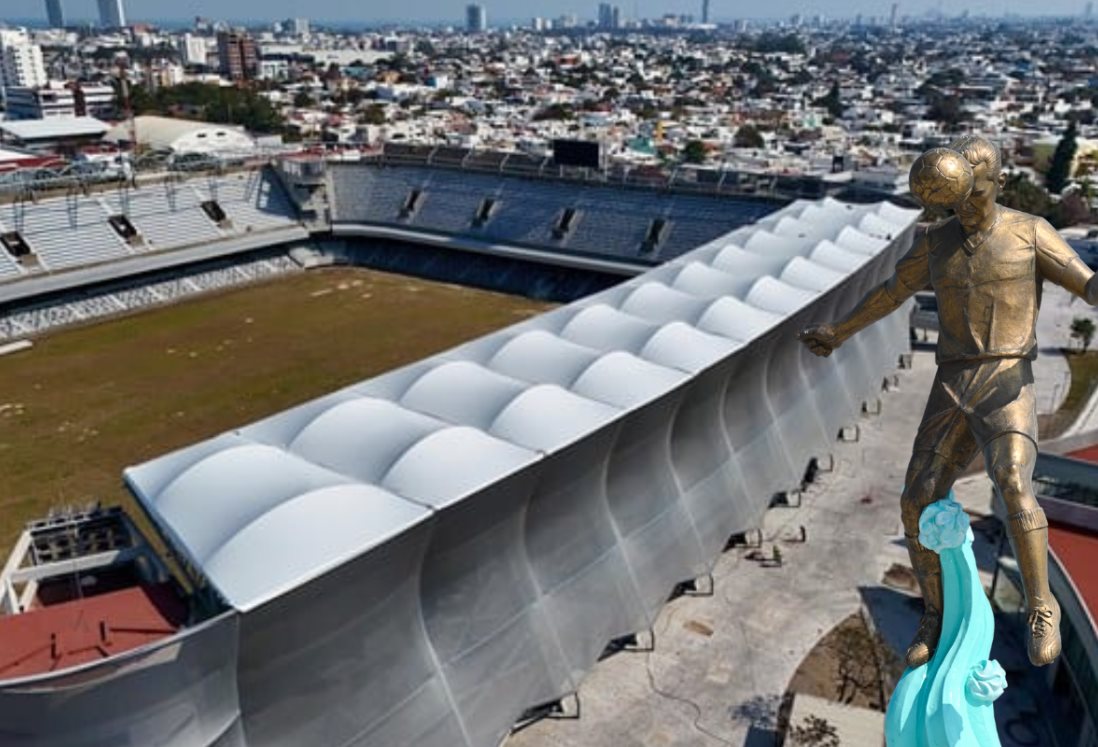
[882,563,919,593]
[785,612,903,712]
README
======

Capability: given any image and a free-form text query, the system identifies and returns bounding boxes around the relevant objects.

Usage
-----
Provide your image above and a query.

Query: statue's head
[949,135,1005,226]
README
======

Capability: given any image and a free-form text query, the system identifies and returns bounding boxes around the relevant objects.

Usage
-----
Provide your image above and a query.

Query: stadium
[0,141,924,745]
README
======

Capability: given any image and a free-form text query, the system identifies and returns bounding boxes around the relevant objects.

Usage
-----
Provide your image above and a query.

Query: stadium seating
[103,183,224,251]
[0,196,133,271]
[0,250,24,280]
[0,170,299,284]
[329,164,779,263]
[198,171,298,234]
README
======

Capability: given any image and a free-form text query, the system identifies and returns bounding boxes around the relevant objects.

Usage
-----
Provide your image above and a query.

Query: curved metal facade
[0,196,920,747]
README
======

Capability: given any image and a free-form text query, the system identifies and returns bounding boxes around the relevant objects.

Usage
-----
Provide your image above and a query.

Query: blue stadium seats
[329,164,780,263]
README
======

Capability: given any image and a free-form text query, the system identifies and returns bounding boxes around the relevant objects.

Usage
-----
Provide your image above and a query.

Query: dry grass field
[0,267,551,557]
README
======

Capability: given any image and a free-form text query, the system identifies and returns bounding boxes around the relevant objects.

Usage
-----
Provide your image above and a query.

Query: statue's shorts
[912,357,1038,465]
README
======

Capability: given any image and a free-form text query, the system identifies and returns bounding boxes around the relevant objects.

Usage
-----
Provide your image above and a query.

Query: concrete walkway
[506,349,1053,747]
[1034,283,1096,416]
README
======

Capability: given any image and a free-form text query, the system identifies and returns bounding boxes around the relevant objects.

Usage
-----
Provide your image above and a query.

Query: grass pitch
[0,267,551,558]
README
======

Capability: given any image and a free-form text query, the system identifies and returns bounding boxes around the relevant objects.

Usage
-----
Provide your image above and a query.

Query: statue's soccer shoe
[905,610,943,668]
[1027,598,1061,666]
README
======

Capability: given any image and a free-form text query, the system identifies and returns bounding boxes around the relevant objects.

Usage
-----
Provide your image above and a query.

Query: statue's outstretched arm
[801,229,931,356]
[1035,218,1098,304]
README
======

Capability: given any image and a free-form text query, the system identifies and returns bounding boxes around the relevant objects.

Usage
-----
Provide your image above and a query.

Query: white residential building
[4,81,116,120]
[180,33,208,66]
[0,28,48,94]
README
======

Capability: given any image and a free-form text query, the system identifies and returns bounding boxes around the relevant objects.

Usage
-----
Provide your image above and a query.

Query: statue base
[885,494,1006,746]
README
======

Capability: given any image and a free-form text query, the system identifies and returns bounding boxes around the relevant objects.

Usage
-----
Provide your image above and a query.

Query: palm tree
[1070,316,1096,352]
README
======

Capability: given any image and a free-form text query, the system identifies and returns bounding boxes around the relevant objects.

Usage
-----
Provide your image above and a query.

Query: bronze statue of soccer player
[800,135,1098,668]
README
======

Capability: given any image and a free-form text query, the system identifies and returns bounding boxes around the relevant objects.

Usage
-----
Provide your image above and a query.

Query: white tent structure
[0,196,921,747]
[105,115,256,156]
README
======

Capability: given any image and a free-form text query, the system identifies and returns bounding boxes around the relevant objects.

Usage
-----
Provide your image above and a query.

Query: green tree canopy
[682,139,707,164]
[1071,316,1096,352]
[814,81,843,119]
[532,103,574,121]
[734,124,765,149]
[925,95,968,130]
[1047,119,1079,195]
[360,104,387,125]
[1000,172,1055,219]
[130,82,284,134]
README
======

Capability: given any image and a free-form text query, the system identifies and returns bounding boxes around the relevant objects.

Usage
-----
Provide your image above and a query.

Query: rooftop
[1048,522,1098,633]
[0,583,186,679]
[0,117,110,142]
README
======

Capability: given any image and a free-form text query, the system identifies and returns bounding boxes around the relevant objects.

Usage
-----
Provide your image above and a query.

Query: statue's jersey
[886,207,1092,364]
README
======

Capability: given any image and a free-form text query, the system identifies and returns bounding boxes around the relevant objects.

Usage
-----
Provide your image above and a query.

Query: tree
[360,104,387,125]
[682,139,707,164]
[926,95,968,130]
[734,124,765,149]
[1071,316,1096,352]
[788,715,840,747]
[293,91,313,108]
[814,82,843,119]
[532,103,574,121]
[1060,191,1092,227]
[752,32,806,55]
[1047,120,1079,195]
[127,82,284,133]
[1000,172,1054,217]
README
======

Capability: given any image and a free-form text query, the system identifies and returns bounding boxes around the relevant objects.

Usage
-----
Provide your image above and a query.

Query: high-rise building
[1087,1,1095,19]
[701,0,710,24]
[290,18,310,35]
[465,4,487,32]
[217,31,259,81]
[97,0,126,28]
[45,0,64,28]
[180,33,208,66]
[598,3,621,29]
[890,2,899,27]
[0,28,48,105]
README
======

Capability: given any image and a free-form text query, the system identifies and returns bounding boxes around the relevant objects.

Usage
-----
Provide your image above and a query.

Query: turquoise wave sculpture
[885,493,1007,746]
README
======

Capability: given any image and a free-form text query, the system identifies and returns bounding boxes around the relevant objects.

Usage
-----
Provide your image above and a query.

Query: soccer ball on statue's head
[909,147,975,209]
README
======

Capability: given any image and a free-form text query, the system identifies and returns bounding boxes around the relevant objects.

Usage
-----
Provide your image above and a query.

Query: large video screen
[553,139,602,168]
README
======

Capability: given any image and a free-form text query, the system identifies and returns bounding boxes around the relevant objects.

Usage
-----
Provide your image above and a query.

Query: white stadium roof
[125,195,920,615]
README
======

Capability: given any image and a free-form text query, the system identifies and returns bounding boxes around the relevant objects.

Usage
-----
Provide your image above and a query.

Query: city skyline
[3,0,1098,25]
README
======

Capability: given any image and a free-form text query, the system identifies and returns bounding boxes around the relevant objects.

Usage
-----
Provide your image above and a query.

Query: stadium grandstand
[0,131,928,743]
[0,142,916,341]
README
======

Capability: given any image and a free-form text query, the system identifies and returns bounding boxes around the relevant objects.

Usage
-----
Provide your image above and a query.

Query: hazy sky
[2,0,1092,25]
